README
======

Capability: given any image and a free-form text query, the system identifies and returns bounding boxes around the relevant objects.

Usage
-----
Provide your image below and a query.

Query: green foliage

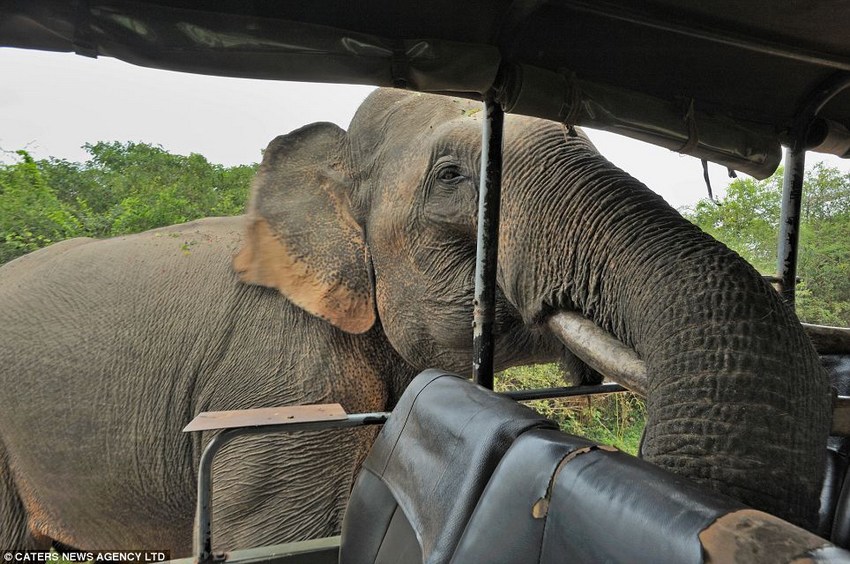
[0,151,83,263]
[685,170,782,273]
[0,143,257,264]
[683,163,850,326]
[496,364,646,455]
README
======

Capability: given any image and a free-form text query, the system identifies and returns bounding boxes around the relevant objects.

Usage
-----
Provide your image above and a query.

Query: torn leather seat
[339,369,557,564]
[451,428,850,564]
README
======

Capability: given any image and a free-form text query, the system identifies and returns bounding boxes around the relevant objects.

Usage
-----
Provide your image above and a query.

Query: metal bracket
[183,405,389,564]
[183,404,347,432]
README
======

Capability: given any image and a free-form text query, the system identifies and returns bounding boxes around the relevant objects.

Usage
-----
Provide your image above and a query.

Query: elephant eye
[437,166,465,185]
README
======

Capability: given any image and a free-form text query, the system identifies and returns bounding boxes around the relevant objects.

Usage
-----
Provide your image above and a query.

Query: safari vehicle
[3,2,850,563]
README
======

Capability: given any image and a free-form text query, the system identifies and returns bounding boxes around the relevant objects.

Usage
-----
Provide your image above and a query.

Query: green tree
[0,151,82,263]
[0,142,258,265]
[802,163,850,221]
[683,164,850,326]
[70,141,254,235]
[685,170,782,273]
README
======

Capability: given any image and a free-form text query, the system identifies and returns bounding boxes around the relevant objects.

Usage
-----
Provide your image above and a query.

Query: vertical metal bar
[774,72,850,307]
[776,145,806,306]
[193,414,388,563]
[196,430,233,564]
[473,96,504,389]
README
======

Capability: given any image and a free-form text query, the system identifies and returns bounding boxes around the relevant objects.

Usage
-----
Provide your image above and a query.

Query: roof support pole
[473,95,504,389]
[777,146,806,305]
[776,72,850,306]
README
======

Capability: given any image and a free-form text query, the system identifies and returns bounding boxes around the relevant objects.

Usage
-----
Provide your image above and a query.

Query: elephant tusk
[801,323,850,355]
[546,311,648,396]
[547,311,850,437]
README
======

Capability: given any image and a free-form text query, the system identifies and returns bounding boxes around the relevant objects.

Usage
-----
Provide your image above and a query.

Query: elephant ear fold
[233,122,375,334]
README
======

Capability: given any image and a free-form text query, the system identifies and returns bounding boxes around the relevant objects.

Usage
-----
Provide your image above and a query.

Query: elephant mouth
[491,297,568,375]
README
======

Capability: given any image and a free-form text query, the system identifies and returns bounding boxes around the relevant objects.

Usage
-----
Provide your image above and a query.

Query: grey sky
[2,48,848,209]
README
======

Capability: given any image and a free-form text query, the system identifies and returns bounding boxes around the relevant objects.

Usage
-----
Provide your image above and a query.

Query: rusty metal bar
[762,274,800,285]
[777,72,850,305]
[473,95,505,389]
[183,403,347,433]
[189,412,389,564]
[777,146,806,305]
[503,382,627,401]
[803,323,850,355]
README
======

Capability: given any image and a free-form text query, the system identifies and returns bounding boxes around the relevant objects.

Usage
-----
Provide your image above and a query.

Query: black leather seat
[452,428,850,563]
[818,354,850,545]
[823,448,850,544]
[339,369,557,564]
[340,362,850,563]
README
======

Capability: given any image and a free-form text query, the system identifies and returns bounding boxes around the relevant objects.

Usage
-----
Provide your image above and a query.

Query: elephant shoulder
[0,216,250,297]
[0,236,96,274]
[92,215,248,264]
[132,215,246,248]
[142,215,246,238]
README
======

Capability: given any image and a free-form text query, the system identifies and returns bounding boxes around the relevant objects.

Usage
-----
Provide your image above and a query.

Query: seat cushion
[820,353,850,545]
[537,432,744,564]
[453,428,850,564]
[340,369,557,564]
[341,466,422,564]
[450,429,599,564]
[820,449,850,540]
[825,354,850,456]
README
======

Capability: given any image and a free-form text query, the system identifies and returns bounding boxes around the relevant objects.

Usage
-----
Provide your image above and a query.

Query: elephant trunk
[498,126,832,529]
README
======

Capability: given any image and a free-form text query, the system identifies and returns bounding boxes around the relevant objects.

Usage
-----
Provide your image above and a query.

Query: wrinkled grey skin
[0,89,831,553]
[0,220,416,553]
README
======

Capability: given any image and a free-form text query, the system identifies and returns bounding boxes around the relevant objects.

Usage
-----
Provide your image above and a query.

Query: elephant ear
[234,122,375,334]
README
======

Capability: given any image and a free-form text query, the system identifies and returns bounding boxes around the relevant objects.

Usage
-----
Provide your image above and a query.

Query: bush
[0,144,258,265]
[496,363,646,455]
[0,151,83,263]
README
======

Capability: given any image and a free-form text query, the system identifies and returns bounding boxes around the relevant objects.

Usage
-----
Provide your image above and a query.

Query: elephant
[0,88,831,554]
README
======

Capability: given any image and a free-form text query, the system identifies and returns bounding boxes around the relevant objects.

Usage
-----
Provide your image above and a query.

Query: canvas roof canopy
[2,0,849,178]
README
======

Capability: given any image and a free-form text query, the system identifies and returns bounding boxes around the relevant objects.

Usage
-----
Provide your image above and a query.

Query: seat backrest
[825,354,850,457]
[452,428,850,564]
[339,369,557,564]
[819,353,850,543]
[820,447,850,542]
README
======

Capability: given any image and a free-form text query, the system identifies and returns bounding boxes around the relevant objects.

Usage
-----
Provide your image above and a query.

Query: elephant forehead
[429,119,485,155]
[357,88,482,124]
[350,90,482,150]
[503,113,572,143]
[355,89,584,147]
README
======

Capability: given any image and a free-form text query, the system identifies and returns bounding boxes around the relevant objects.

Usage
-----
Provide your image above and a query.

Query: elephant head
[234,88,831,529]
